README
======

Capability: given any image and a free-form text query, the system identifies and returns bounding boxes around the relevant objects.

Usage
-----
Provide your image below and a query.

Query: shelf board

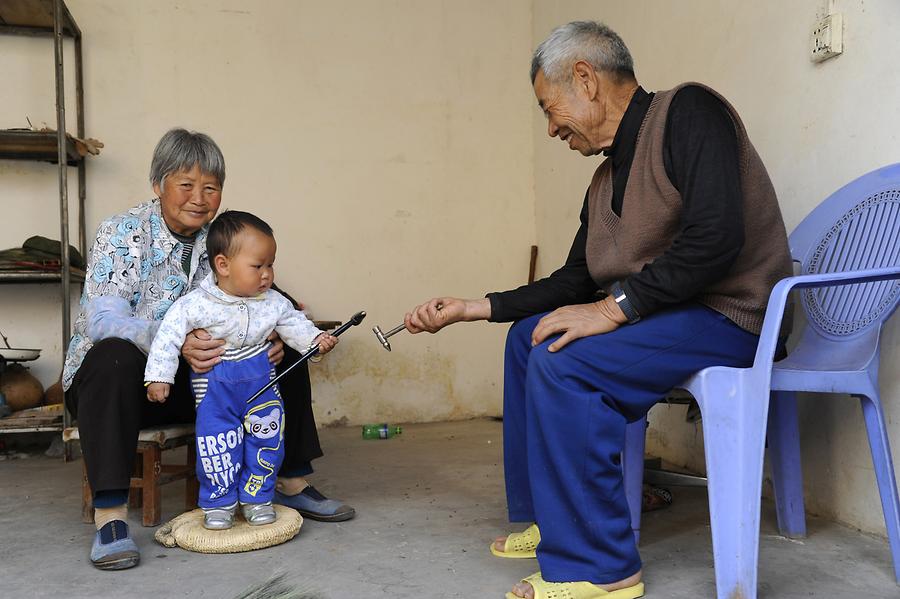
[0,269,85,284]
[0,421,63,433]
[0,130,82,165]
[0,0,79,37]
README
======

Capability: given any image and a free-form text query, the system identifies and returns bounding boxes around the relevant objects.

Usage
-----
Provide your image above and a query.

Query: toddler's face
[221,227,276,297]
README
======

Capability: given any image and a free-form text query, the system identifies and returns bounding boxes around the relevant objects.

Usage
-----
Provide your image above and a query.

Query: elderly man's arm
[407,193,598,334]
[621,85,744,318]
[486,192,597,322]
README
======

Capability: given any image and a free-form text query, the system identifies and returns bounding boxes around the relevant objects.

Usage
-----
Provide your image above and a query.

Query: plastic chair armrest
[751,265,900,374]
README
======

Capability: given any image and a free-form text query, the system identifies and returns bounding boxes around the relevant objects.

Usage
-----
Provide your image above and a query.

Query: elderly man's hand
[531,297,628,352]
[405,297,491,334]
[181,329,226,373]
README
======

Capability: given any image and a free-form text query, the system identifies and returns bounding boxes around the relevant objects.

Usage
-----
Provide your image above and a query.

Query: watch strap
[611,282,641,324]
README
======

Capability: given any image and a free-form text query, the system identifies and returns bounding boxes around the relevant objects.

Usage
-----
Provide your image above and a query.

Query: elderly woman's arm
[81,218,160,353]
[86,296,161,353]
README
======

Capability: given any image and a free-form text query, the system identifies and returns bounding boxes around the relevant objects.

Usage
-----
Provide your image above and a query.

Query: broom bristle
[232,573,324,599]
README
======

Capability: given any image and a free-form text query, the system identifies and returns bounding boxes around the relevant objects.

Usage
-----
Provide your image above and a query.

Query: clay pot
[0,364,44,412]
[44,378,64,405]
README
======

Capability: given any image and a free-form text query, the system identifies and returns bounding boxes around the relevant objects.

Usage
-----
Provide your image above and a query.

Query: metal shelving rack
[0,0,88,443]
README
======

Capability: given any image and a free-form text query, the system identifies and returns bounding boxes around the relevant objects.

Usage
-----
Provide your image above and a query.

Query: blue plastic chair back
[789,163,900,341]
[625,163,900,598]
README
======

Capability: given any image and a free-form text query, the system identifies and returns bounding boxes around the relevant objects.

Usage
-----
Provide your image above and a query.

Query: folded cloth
[22,235,85,268]
[0,236,85,272]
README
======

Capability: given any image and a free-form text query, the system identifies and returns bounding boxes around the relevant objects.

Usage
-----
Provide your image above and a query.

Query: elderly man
[406,21,792,598]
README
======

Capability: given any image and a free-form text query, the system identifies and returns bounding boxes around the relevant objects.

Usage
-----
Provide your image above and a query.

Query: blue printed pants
[503,304,760,584]
[192,348,284,508]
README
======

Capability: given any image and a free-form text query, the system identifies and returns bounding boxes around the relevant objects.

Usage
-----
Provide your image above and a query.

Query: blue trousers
[192,348,285,508]
[503,304,760,583]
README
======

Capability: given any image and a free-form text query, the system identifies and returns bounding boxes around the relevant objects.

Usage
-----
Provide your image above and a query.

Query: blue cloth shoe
[90,520,140,570]
[274,485,355,522]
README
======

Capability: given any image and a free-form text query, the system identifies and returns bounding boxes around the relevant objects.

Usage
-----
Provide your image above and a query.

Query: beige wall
[0,0,535,423]
[531,0,900,536]
[4,0,899,539]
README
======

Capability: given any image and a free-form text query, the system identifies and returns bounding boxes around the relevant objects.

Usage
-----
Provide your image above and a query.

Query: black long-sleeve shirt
[488,85,745,322]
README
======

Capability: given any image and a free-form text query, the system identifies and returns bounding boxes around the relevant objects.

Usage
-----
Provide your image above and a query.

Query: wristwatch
[611,282,641,324]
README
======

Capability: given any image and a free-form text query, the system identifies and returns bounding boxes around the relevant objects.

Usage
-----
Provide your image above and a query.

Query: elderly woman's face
[153,164,222,236]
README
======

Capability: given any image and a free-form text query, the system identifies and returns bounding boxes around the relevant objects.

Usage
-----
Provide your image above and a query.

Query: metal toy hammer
[373,302,442,351]
[372,323,407,352]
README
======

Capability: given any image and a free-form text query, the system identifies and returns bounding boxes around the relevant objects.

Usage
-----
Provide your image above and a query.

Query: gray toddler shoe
[203,502,237,530]
[241,501,276,526]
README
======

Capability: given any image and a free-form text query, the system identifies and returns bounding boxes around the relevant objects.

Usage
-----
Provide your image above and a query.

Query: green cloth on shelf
[0,235,85,271]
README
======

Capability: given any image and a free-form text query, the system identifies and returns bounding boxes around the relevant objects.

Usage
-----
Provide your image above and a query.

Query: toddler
[145,210,336,529]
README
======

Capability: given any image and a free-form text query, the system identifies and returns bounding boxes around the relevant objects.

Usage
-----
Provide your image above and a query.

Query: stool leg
[142,445,162,526]
[81,462,94,524]
[185,442,199,510]
[129,454,143,509]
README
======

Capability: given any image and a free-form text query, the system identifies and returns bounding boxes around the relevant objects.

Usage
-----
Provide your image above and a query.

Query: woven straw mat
[154,506,303,553]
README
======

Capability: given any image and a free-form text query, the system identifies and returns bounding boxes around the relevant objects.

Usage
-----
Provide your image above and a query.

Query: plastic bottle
[362,423,402,439]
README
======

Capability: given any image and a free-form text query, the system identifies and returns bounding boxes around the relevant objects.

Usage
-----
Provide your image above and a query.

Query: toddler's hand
[314,333,338,356]
[147,382,171,403]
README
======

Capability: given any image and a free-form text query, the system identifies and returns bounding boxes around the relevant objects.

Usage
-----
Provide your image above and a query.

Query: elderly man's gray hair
[531,21,634,84]
[149,128,226,190]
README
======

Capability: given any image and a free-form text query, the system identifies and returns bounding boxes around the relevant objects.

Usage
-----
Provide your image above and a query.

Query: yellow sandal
[490,523,540,559]
[505,572,645,599]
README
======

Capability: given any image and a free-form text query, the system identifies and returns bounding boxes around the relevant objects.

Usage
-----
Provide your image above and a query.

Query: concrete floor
[0,418,897,598]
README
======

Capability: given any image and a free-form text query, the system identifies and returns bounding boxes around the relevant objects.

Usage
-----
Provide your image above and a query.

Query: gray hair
[531,21,634,84]
[149,128,226,190]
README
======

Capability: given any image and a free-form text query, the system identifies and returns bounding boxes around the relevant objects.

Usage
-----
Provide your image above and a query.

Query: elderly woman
[64,128,354,571]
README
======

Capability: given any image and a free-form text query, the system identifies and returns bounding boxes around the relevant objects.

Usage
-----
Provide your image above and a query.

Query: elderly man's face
[153,164,222,236]
[533,68,608,156]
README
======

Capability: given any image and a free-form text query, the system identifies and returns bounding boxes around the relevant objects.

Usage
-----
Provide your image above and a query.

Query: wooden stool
[63,424,198,527]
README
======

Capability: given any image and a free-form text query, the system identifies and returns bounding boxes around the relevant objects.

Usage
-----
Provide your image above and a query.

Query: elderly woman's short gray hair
[149,128,226,190]
[531,21,634,85]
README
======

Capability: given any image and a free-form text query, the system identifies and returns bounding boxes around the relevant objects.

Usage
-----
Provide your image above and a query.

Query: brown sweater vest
[585,83,792,334]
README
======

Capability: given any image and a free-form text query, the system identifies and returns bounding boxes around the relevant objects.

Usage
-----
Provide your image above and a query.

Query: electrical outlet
[810,13,843,63]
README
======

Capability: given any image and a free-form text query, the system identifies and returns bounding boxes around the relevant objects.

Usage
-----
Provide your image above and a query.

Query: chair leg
[767,390,806,538]
[185,442,199,510]
[690,369,769,599]
[858,393,900,582]
[142,445,162,527]
[623,416,647,545]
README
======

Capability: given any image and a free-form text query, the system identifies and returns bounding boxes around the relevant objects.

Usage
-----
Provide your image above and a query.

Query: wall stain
[309,340,468,426]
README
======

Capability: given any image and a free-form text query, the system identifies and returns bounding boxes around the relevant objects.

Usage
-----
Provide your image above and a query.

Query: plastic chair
[623,162,900,598]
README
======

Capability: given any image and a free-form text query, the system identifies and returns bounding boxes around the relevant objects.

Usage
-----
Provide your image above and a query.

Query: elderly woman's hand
[181,328,226,373]
[531,297,628,352]
[266,331,285,365]
[405,297,490,334]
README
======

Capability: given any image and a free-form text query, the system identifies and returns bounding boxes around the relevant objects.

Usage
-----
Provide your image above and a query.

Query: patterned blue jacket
[62,199,211,390]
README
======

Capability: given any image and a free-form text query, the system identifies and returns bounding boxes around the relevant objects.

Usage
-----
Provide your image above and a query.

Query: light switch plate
[811,13,843,63]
